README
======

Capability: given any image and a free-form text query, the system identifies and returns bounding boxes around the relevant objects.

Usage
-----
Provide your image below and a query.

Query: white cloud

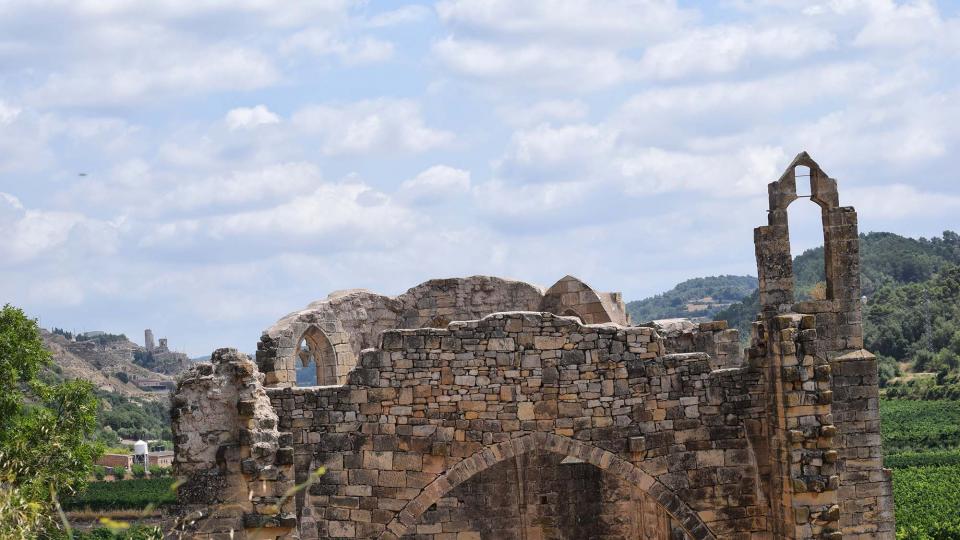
[433,38,635,91]
[281,30,394,64]
[225,105,281,130]
[639,24,836,79]
[144,180,417,248]
[291,99,453,155]
[853,0,948,49]
[30,46,279,107]
[365,5,432,28]
[435,0,693,44]
[0,193,118,264]
[847,184,960,220]
[498,99,589,127]
[498,123,616,177]
[0,101,20,124]
[162,162,322,211]
[473,179,593,219]
[398,165,472,205]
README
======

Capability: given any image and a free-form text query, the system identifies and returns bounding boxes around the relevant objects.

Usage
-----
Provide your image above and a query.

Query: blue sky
[1,0,959,355]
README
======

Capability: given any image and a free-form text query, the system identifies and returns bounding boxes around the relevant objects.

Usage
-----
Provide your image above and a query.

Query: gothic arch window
[787,165,829,300]
[295,326,337,387]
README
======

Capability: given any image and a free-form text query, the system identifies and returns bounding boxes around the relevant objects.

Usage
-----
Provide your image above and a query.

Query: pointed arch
[381,432,715,540]
[295,325,337,386]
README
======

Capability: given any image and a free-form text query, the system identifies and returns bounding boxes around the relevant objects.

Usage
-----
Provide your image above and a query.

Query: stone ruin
[171,153,894,539]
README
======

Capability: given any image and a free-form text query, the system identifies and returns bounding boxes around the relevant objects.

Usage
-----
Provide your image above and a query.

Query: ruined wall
[257,276,626,389]
[173,152,895,540]
[753,152,894,538]
[171,349,296,538]
[260,312,762,539]
[406,450,678,539]
[651,319,742,371]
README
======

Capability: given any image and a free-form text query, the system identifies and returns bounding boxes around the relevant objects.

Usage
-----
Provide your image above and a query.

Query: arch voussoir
[379,433,716,540]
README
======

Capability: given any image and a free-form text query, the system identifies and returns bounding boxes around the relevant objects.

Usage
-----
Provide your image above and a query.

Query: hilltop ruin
[171,153,894,539]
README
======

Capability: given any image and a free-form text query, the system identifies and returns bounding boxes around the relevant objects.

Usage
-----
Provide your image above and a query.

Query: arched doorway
[295,326,337,386]
[383,433,713,540]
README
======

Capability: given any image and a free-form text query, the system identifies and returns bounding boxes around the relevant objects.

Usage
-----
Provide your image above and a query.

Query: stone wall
[259,312,760,539]
[173,152,895,540]
[752,152,894,538]
[256,276,627,389]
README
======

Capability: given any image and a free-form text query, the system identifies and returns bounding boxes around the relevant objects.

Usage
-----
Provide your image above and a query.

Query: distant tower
[144,329,155,351]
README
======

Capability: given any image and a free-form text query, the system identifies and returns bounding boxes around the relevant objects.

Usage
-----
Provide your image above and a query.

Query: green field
[892,465,960,539]
[883,399,960,539]
[62,478,177,511]
[881,399,960,453]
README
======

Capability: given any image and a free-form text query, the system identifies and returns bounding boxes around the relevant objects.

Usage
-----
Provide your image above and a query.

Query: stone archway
[383,432,714,540]
[296,325,337,386]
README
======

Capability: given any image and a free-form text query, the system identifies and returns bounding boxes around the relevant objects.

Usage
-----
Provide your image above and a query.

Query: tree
[0,304,103,536]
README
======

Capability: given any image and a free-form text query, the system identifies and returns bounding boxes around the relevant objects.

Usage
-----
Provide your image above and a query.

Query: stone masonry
[171,153,894,539]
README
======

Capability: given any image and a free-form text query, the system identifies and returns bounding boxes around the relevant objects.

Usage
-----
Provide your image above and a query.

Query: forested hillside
[716,231,960,352]
[625,275,757,322]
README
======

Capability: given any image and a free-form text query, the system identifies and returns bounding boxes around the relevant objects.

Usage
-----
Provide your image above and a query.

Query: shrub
[93,466,106,481]
[131,464,146,479]
[112,467,128,480]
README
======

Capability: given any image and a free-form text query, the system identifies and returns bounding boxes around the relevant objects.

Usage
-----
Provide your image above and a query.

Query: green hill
[717,231,960,334]
[625,275,758,323]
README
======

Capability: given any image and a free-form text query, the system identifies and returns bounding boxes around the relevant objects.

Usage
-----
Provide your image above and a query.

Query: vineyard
[883,399,960,539]
[892,465,960,539]
[62,478,177,511]
[881,400,960,453]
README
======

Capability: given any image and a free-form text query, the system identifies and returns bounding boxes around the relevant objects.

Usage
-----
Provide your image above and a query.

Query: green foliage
[716,231,960,357]
[877,353,902,388]
[0,305,103,500]
[111,467,128,480]
[0,304,51,421]
[147,465,169,477]
[60,478,176,511]
[93,466,106,481]
[96,391,171,441]
[893,465,960,538]
[0,483,59,540]
[114,372,129,384]
[864,266,960,364]
[131,465,146,479]
[50,328,74,340]
[626,275,758,322]
[886,372,960,400]
[881,400,960,453]
[886,450,960,469]
[131,350,155,370]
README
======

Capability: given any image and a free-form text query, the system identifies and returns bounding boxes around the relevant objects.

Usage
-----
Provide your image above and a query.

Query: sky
[1,0,959,356]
